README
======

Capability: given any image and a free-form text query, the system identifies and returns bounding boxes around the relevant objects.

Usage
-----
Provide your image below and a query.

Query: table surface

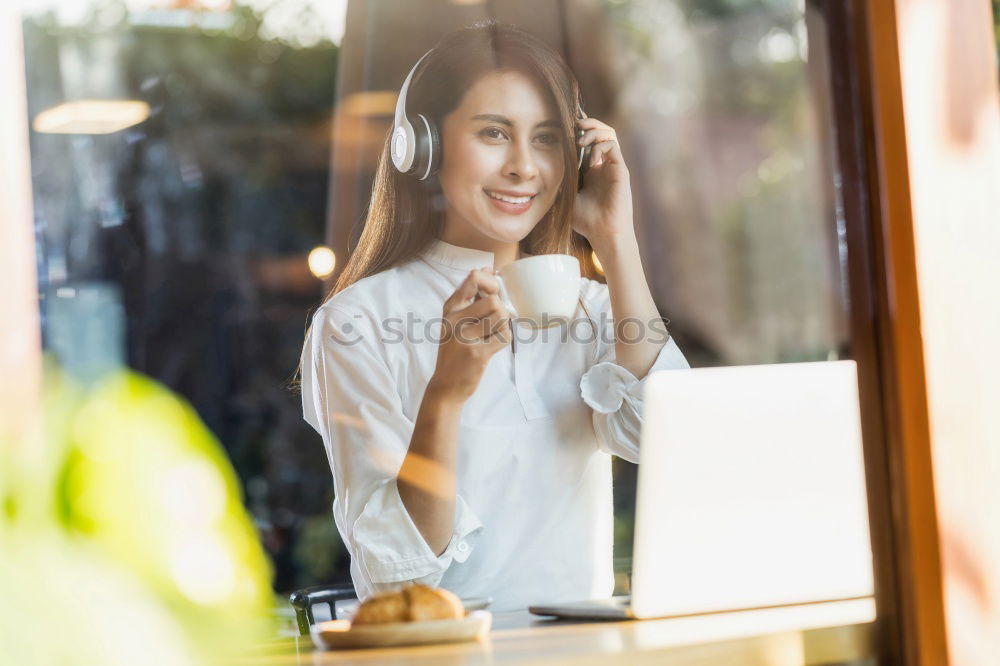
[228,597,877,666]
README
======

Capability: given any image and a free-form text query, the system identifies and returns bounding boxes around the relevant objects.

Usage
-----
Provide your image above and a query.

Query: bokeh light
[33,100,151,134]
[308,246,336,279]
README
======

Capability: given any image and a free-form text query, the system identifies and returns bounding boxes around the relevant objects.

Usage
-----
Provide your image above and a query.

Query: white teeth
[486,190,533,204]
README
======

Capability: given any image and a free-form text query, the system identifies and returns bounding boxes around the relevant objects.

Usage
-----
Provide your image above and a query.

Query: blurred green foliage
[293,512,343,584]
[675,0,793,20]
[1,363,275,665]
[994,0,999,65]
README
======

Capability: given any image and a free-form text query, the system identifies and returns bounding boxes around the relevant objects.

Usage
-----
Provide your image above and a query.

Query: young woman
[300,22,688,612]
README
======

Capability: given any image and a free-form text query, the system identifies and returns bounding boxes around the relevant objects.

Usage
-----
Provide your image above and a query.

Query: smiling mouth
[483,189,537,204]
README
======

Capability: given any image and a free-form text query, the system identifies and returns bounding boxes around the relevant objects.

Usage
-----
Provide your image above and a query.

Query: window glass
[24,0,853,599]
[24,1,345,593]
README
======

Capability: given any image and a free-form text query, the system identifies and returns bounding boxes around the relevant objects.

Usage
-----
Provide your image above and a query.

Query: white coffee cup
[495,254,581,329]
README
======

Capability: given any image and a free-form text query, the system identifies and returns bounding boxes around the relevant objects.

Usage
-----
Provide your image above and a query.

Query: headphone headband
[391,49,434,177]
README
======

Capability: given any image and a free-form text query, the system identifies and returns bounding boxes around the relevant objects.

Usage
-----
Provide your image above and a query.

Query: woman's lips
[483,189,535,215]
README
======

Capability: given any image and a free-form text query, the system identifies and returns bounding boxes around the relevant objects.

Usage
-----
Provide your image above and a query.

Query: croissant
[351,584,464,625]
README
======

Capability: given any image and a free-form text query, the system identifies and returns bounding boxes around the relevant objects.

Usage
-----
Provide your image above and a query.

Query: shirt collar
[421,239,496,271]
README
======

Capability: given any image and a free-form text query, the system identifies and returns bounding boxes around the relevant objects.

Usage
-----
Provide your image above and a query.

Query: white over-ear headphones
[391,49,440,181]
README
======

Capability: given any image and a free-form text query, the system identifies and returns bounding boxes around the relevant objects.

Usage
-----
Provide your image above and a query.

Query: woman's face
[437,69,567,249]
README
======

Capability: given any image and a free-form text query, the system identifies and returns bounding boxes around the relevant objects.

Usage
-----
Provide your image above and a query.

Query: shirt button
[457,541,469,554]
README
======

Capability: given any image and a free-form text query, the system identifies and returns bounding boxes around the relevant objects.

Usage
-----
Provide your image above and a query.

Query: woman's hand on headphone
[572,117,635,251]
[426,268,512,405]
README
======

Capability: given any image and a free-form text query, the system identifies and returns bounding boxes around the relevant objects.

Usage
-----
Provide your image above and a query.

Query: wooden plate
[310,610,493,650]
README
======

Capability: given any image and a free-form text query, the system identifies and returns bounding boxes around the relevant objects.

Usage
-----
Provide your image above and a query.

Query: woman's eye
[535,133,559,145]
[481,127,507,141]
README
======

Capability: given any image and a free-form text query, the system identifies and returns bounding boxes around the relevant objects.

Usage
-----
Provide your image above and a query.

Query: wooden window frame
[818,1,1000,664]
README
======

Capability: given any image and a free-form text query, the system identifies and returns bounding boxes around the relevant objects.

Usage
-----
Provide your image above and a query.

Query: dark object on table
[289,584,357,636]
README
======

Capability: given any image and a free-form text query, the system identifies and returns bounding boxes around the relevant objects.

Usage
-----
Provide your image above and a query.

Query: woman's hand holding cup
[426,268,512,405]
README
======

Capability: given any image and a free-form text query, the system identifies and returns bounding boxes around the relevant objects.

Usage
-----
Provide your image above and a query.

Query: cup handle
[495,274,518,319]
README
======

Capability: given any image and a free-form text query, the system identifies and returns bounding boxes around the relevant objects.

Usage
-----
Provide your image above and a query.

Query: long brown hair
[329,20,589,299]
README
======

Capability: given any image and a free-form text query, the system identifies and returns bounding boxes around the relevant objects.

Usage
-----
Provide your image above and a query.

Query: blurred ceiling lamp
[33,100,151,135]
[450,0,485,4]
[308,246,336,279]
[338,91,397,118]
[591,250,604,275]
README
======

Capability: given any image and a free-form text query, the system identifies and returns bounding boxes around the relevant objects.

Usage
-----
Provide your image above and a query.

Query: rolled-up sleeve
[577,280,690,464]
[301,305,483,599]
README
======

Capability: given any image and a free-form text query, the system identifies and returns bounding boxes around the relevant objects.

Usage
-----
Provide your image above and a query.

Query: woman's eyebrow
[471,113,561,129]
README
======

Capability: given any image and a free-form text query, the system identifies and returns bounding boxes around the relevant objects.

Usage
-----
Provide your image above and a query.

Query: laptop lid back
[631,361,874,619]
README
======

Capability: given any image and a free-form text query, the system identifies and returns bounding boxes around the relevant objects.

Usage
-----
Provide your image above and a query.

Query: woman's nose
[503,140,539,180]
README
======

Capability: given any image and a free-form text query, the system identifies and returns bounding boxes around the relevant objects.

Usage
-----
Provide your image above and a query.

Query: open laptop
[530,360,874,620]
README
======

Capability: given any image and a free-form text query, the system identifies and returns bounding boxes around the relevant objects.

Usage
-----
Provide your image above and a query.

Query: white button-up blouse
[300,239,689,611]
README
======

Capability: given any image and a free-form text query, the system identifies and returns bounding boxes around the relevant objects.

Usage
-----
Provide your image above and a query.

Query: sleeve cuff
[580,338,690,414]
[438,495,482,565]
[580,362,640,414]
[353,480,483,584]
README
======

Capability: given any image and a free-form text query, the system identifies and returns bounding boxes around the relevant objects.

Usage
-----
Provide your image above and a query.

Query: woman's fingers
[439,269,512,356]
[576,127,616,147]
[576,116,611,131]
[458,317,510,346]
[575,114,630,173]
[479,308,512,342]
[484,326,514,351]
[456,293,506,319]
[589,139,622,167]
[443,268,500,314]
[443,272,478,313]
[451,295,510,343]
[576,119,622,168]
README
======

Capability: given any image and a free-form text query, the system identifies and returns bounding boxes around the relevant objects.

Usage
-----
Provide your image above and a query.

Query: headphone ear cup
[411,113,440,181]
[578,138,592,191]
[425,116,441,178]
[577,129,592,175]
